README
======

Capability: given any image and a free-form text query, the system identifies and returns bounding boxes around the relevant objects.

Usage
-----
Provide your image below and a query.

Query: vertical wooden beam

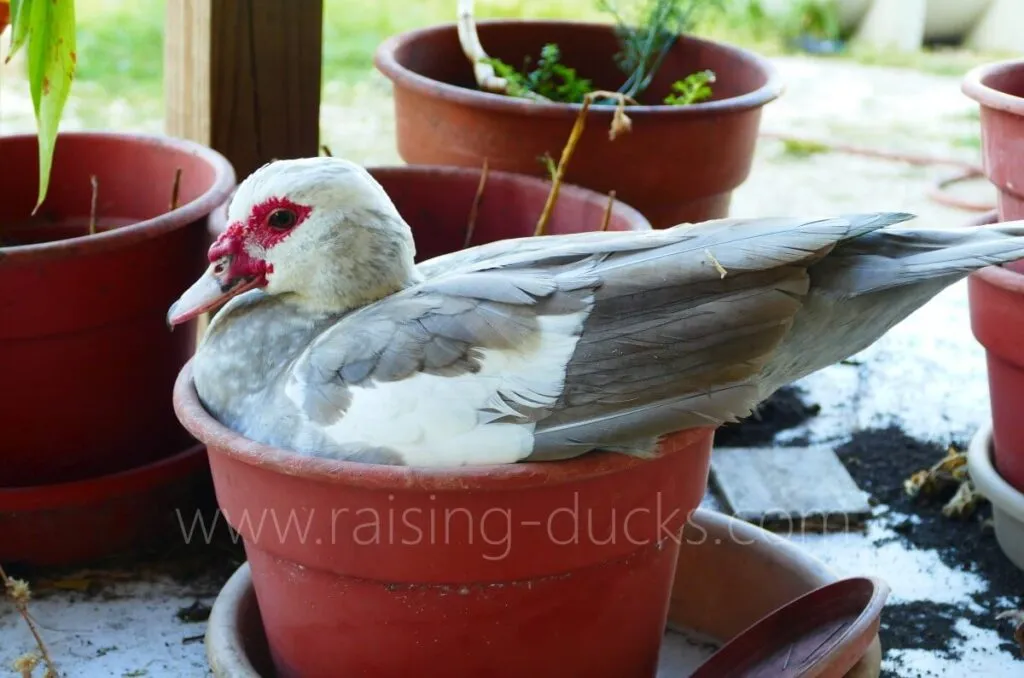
[164,0,323,181]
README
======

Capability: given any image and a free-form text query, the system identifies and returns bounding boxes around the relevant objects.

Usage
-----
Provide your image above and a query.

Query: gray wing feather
[293,211,933,458]
[760,220,1024,393]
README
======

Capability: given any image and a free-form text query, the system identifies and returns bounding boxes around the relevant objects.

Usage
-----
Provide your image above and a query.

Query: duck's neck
[191,292,340,431]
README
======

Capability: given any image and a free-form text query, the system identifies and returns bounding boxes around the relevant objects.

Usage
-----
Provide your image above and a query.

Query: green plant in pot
[375,0,783,228]
[0,0,234,566]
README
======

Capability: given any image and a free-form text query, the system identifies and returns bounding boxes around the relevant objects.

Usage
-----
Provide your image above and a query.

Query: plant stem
[600,190,616,231]
[170,168,183,211]
[534,90,634,237]
[534,97,592,237]
[456,0,550,101]
[456,0,507,95]
[464,158,489,249]
[88,175,99,235]
[1,564,59,677]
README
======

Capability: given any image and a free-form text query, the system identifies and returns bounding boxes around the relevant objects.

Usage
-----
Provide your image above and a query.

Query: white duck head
[167,157,420,326]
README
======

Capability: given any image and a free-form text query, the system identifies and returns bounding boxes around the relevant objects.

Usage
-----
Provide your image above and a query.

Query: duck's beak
[166,264,261,328]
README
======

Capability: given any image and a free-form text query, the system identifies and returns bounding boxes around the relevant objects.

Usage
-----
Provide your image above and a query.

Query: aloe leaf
[18,0,76,212]
[6,0,31,60]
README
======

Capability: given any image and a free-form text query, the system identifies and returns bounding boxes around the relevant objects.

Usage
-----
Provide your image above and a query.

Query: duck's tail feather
[815,220,1024,297]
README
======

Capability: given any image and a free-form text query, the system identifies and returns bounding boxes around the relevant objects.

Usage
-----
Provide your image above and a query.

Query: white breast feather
[305,311,587,466]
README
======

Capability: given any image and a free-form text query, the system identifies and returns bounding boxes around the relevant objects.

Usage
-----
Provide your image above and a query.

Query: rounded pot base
[205,509,882,678]
[967,421,1024,571]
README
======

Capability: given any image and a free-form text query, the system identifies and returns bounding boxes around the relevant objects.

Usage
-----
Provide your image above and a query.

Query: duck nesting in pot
[169,157,1024,467]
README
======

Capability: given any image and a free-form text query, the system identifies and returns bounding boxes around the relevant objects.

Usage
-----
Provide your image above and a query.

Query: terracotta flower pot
[963,58,1024,221]
[963,61,1024,492]
[202,510,884,678]
[0,132,235,487]
[968,260,1024,491]
[176,164,714,677]
[374,20,782,229]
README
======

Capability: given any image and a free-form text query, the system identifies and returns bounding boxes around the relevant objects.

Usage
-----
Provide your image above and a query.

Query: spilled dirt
[835,427,1024,675]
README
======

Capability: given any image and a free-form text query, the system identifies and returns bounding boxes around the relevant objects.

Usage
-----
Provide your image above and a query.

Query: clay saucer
[205,509,884,677]
[0,443,213,566]
[689,576,889,677]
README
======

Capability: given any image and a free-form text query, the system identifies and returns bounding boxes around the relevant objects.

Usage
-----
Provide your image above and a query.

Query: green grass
[68,0,605,97]
[67,0,1015,93]
[14,0,1017,124]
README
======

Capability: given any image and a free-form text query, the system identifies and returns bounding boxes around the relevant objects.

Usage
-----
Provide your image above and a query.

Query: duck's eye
[267,208,297,230]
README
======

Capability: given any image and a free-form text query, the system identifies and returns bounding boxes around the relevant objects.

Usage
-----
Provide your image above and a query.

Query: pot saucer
[968,421,1024,571]
[0,443,212,566]
[689,576,889,677]
[205,509,883,677]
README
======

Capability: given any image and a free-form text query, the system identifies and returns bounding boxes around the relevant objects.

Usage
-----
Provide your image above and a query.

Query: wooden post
[164,0,323,181]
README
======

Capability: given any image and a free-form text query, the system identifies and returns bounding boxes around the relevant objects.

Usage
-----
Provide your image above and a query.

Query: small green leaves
[483,44,592,104]
[7,0,77,212]
[664,69,715,106]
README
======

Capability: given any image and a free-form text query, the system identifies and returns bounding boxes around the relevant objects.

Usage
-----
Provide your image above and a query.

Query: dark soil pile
[836,427,1024,676]
[713,385,821,447]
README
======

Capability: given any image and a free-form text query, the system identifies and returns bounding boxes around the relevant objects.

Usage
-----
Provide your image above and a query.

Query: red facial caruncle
[209,196,314,283]
[166,197,312,327]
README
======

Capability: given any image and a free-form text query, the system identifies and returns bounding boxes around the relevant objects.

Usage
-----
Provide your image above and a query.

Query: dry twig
[1,565,58,677]
[88,175,99,235]
[534,91,636,237]
[320,145,333,157]
[464,158,489,249]
[704,248,727,278]
[600,190,616,232]
[170,168,183,211]
[996,609,1024,653]
[534,97,592,236]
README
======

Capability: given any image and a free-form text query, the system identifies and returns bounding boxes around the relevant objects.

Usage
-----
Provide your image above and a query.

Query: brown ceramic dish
[688,576,889,678]
[669,512,883,678]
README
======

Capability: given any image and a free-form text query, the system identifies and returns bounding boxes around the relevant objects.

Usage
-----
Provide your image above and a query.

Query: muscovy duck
[168,157,1024,466]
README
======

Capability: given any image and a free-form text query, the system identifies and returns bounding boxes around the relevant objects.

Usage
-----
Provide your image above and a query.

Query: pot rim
[364,163,652,229]
[173,361,710,492]
[0,131,236,262]
[962,58,1024,116]
[971,258,1024,295]
[0,443,208,511]
[967,421,1024,522]
[374,19,784,118]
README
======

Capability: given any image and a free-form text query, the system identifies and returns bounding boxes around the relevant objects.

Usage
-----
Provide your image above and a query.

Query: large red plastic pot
[968,262,1024,491]
[0,132,235,487]
[178,165,716,677]
[375,20,782,229]
[963,61,1024,492]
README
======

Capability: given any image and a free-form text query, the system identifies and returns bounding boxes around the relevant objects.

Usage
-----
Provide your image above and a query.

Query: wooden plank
[164,0,324,181]
[710,445,873,533]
